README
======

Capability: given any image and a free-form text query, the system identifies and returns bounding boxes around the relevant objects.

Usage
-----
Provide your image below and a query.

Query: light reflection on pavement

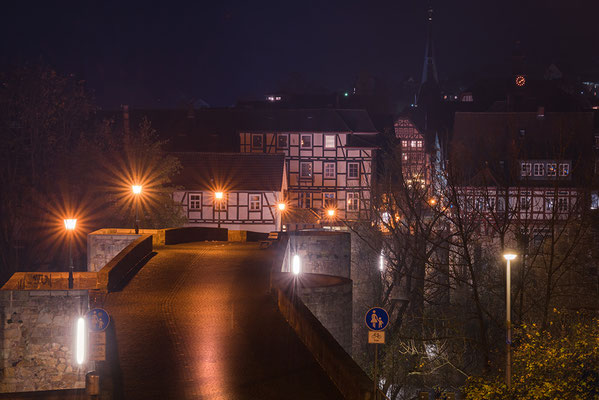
[102,241,343,399]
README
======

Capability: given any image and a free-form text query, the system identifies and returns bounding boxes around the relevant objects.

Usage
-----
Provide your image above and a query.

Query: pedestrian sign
[365,307,389,331]
[86,308,110,332]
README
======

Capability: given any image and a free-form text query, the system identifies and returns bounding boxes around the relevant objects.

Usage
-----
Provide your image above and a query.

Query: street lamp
[132,185,142,234]
[327,208,336,217]
[276,202,286,231]
[503,252,517,390]
[64,218,77,289]
[214,192,224,228]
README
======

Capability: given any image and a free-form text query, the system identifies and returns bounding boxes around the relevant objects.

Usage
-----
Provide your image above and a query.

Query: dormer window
[547,163,557,176]
[521,162,532,176]
[533,163,545,176]
[559,163,570,176]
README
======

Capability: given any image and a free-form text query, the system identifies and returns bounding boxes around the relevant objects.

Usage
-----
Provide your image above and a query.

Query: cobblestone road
[102,241,342,400]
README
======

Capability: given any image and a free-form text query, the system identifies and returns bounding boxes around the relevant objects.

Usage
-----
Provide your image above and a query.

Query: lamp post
[503,253,517,390]
[292,253,301,298]
[132,185,142,234]
[277,202,286,231]
[214,192,224,228]
[64,218,77,289]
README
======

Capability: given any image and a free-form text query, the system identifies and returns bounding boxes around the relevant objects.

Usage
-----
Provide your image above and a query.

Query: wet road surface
[102,241,343,400]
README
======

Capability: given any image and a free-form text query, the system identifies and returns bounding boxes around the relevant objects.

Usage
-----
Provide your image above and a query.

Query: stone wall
[87,233,139,272]
[287,231,351,278]
[299,277,353,354]
[0,291,88,392]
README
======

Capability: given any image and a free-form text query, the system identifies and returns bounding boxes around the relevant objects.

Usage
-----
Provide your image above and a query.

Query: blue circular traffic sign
[85,308,110,332]
[365,307,389,331]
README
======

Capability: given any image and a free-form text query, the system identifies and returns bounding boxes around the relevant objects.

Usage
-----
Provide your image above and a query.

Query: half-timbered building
[238,109,379,221]
[171,152,287,233]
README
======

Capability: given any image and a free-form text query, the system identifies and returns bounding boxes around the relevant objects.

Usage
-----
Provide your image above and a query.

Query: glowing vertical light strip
[76,317,85,365]
[292,254,301,275]
[379,251,385,272]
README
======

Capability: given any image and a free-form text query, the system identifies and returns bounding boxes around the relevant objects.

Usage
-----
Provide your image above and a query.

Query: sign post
[85,308,110,362]
[365,307,389,400]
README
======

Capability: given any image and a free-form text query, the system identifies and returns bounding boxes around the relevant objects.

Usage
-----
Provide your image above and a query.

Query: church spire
[421,2,438,85]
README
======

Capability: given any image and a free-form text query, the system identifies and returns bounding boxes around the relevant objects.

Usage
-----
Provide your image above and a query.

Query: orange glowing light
[277,202,286,211]
[214,192,224,200]
[132,185,142,195]
[515,75,526,87]
[327,209,336,217]
[63,219,77,231]
[429,198,437,206]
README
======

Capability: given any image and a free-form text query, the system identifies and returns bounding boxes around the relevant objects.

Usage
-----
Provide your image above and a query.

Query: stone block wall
[300,280,353,354]
[288,232,351,278]
[87,234,139,272]
[0,290,88,392]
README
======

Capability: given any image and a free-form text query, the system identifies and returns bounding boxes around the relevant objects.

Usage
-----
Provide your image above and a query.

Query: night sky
[1,0,597,108]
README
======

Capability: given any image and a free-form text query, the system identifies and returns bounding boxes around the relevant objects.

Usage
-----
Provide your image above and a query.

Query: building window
[559,163,570,176]
[520,196,531,210]
[545,197,554,212]
[558,197,568,212]
[547,163,557,176]
[300,162,313,178]
[348,162,360,179]
[416,140,423,148]
[595,136,599,149]
[277,134,288,148]
[300,134,312,149]
[591,192,599,210]
[251,134,263,149]
[521,162,532,176]
[323,192,336,208]
[347,192,360,211]
[214,195,227,211]
[402,153,409,161]
[249,194,261,211]
[533,163,545,176]
[324,162,336,179]
[298,192,312,208]
[402,140,408,148]
[324,135,336,149]
[189,194,202,210]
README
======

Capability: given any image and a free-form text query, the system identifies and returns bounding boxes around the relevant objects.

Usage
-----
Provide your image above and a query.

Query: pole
[374,343,378,400]
[135,197,139,234]
[217,199,221,228]
[506,258,511,390]
[68,233,74,289]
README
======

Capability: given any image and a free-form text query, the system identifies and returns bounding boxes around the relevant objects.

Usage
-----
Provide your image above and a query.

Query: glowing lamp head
[292,254,301,275]
[277,203,286,211]
[132,185,142,195]
[327,209,336,217]
[214,191,224,200]
[429,198,437,206]
[64,219,77,231]
[503,253,517,261]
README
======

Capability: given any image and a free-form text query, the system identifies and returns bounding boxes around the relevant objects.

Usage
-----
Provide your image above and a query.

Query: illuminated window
[559,163,569,176]
[324,162,336,179]
[402,140,408,147]
[251,134,263,149]
[348,163,360,179]
[547,163,557,176]
[324,135,336,149]
[411,140,418,147]
[300,134,312,148]
[277,134,288,148]
[249,194,261,211]
[403,153,409,161]
[347,192,359,211]
[298,192,312,208]
[189,194,202,210]
[323,192,336,208]
[533,163,545,176]
[416,140,423,148]
[591,192,598,210]
[300,162,313,178]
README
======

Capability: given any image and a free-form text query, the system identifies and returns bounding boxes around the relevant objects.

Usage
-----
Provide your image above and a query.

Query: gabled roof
[451,111,595,186]
[97,108,378,152]
[172,152,285,192]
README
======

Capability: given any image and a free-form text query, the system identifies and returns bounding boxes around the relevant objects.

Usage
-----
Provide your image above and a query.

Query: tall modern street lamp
[214,192,224,228]
[132,185,142,234]
[64,218,77,289]
[503,252,517,390]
